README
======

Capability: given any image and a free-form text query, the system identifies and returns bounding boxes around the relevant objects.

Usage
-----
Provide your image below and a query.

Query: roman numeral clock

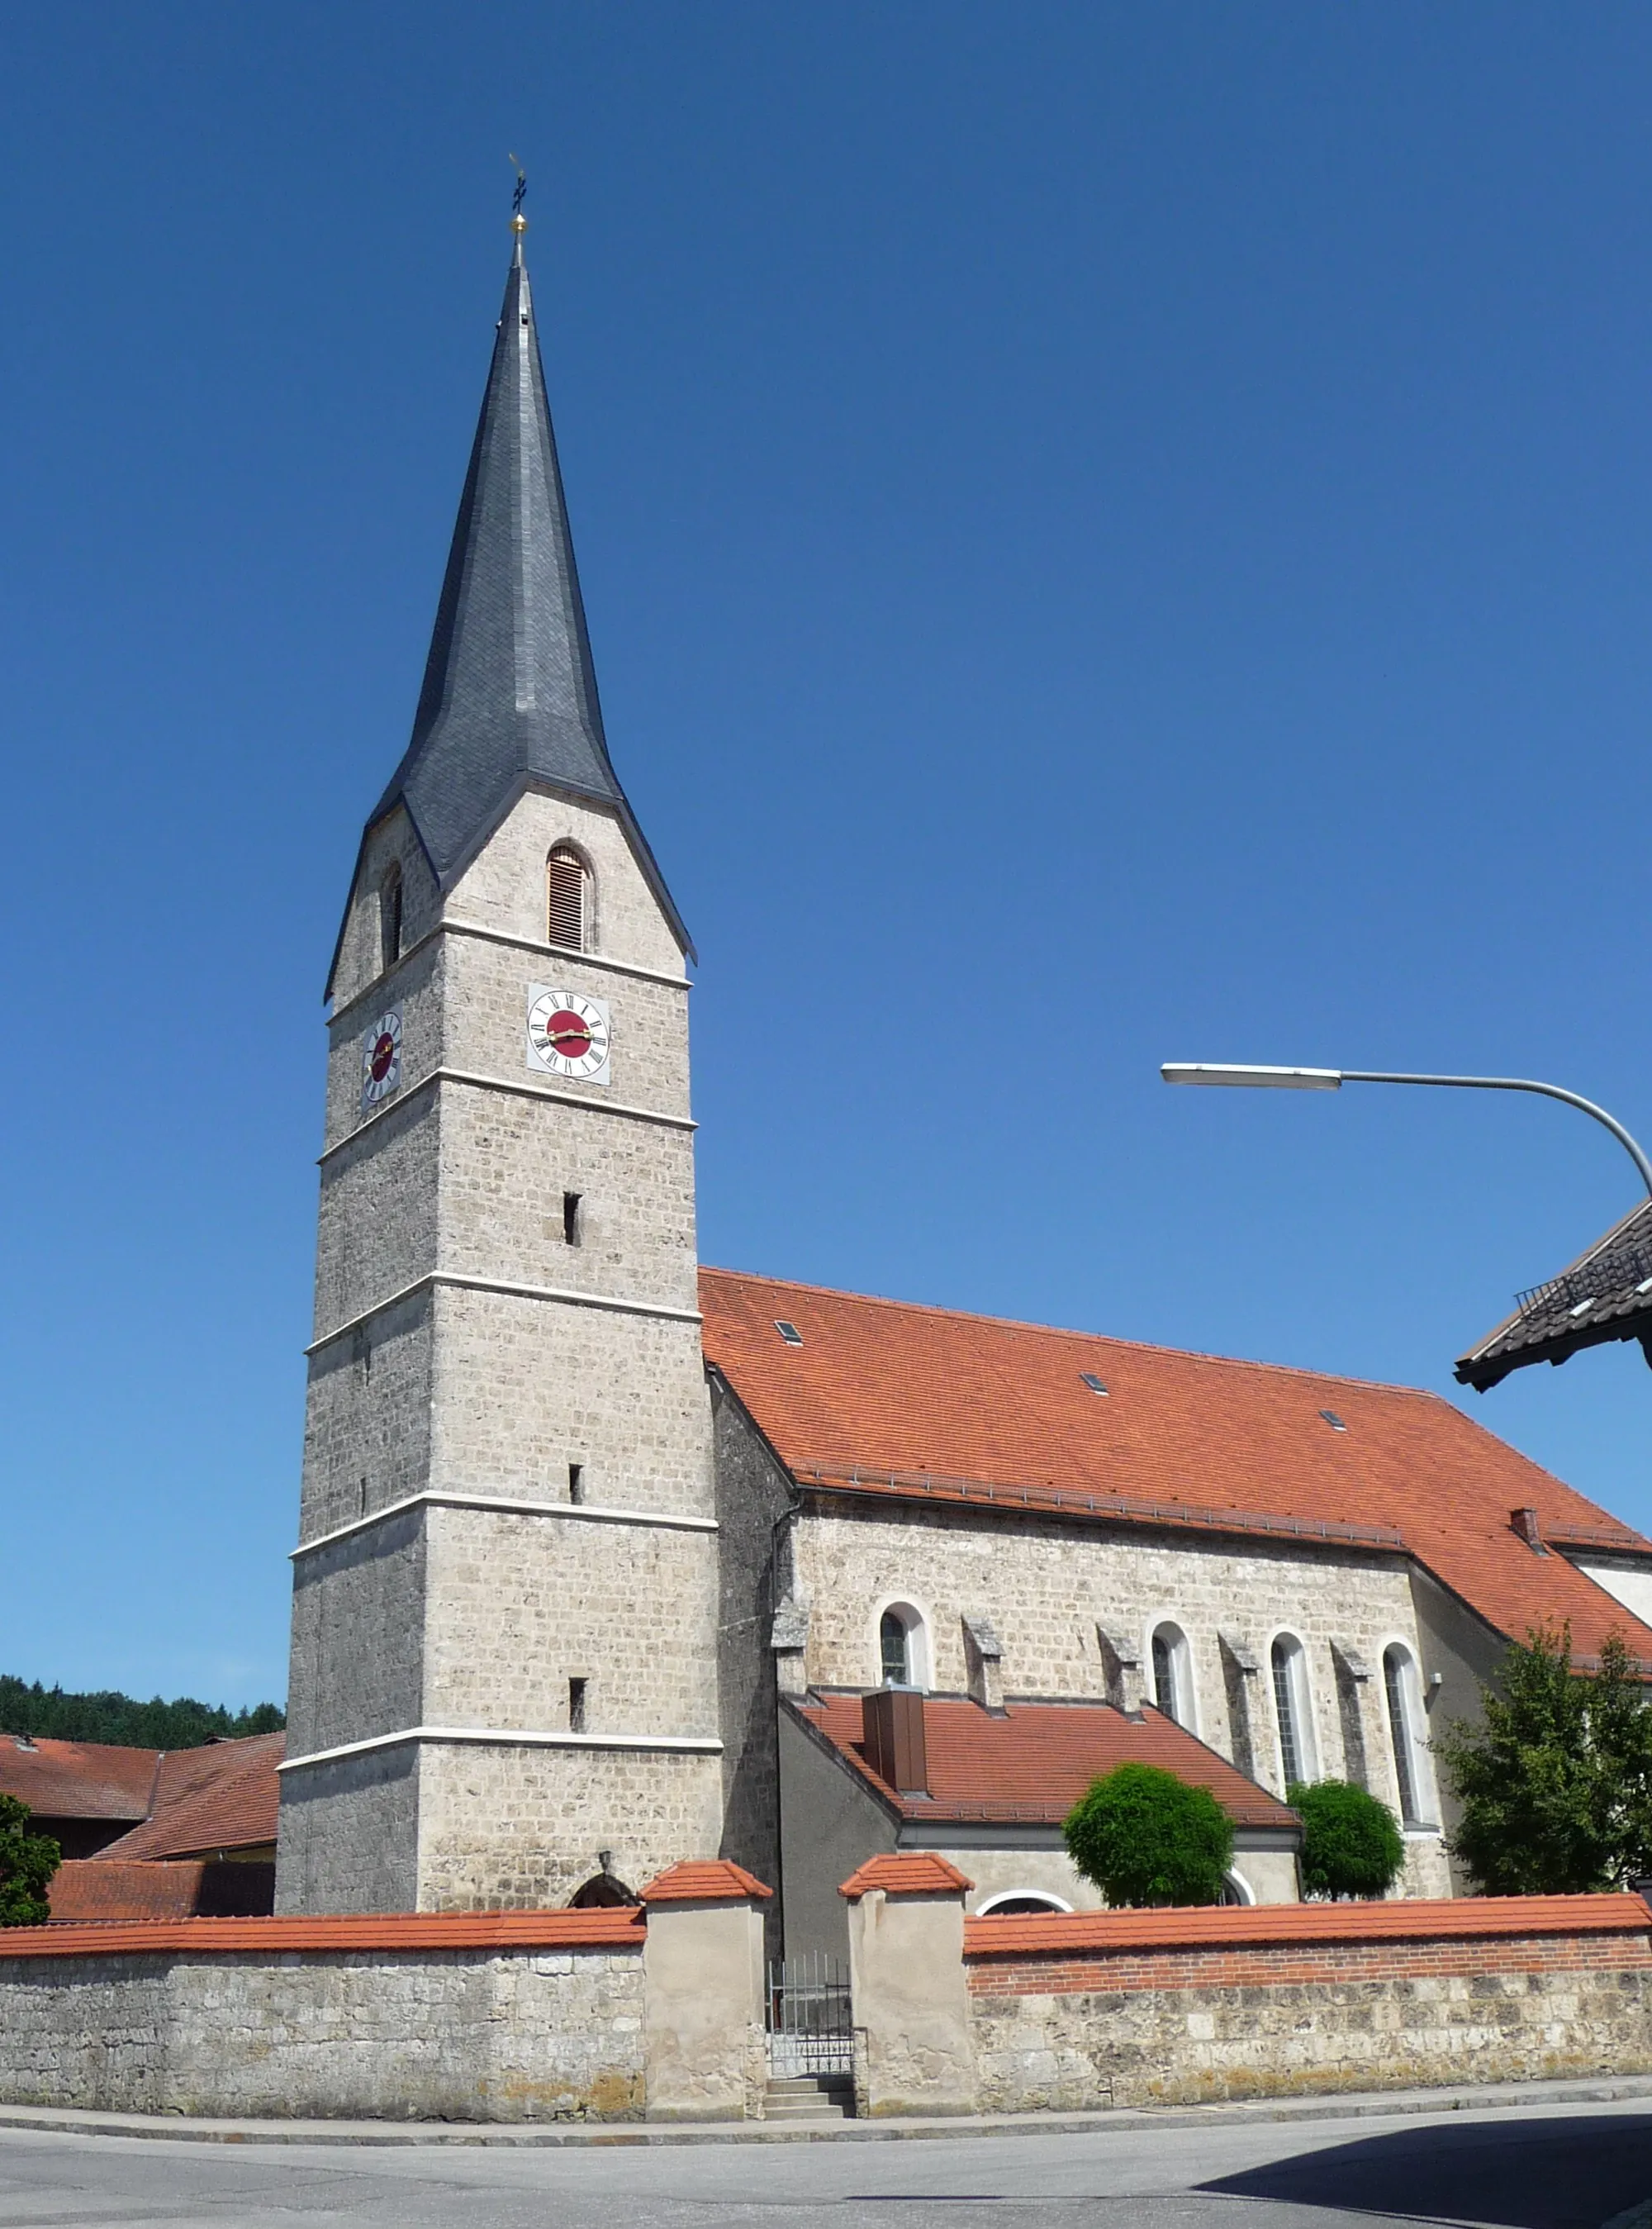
[526,986,611,1083]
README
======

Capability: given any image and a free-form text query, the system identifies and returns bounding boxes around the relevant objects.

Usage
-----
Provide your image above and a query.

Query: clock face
[361,1008,402,1110]
[526,986,611,1082]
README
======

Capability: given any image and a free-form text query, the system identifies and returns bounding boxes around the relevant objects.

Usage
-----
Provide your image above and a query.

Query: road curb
[4,2073,1652,2148]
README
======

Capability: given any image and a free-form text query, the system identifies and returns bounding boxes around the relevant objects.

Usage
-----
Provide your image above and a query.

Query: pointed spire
[366,222,691,953]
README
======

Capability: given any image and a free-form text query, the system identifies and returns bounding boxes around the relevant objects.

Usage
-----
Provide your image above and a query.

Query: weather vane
[510,153,527,224]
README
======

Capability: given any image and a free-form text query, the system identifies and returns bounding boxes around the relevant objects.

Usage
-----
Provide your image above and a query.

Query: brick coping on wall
[963,1892,1651,1962]
[0,1909,648,1960]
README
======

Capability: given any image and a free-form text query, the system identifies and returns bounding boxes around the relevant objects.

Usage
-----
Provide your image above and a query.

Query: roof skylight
[774,1320,803,1346]
[1319,1409,1347,1432]
[1080,1372,1108,1395]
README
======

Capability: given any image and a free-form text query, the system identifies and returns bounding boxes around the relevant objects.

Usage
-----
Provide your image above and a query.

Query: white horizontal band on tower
[278,1725,724,1774]
[328,915,691,1031]
[291,1488,718,1561]
[319,1063,696,1165]
[306,1271,701,1356]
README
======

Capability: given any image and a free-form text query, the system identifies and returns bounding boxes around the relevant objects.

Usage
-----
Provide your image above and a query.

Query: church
[273,221,1652,1942]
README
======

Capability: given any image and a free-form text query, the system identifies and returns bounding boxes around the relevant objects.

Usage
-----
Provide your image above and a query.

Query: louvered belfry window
[547,845,589,950]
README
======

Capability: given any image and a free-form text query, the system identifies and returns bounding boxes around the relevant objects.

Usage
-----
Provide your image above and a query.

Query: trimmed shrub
[0,1795,59,1928]
[1289,1779,1405,1899]
[1064,1762,1234,1907]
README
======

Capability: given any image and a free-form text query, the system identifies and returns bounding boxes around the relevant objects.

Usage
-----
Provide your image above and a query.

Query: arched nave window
[1150,1623,1194,1728]
[1383,1643,1433,1827]
[1270,1633,1317,1788]
[975,1891,1074,1917]
[547,844,591,951]
[877,1602,929,1689]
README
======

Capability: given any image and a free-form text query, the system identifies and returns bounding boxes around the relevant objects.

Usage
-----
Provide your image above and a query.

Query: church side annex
[274,224,1652,1935]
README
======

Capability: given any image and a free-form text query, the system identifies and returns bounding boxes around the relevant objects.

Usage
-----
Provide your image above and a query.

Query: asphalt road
[2,2098,1650,2228]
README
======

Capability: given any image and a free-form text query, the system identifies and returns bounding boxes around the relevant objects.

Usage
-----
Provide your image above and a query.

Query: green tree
[0,1795,60,1928]
[1289,1779,1404,1899]
[1435,1623,1652,1894]
[1064,1762,1234,1906]
[0,1675,284,1750]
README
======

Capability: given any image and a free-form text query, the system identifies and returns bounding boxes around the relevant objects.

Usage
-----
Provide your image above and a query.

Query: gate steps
[763,2075,853,2122]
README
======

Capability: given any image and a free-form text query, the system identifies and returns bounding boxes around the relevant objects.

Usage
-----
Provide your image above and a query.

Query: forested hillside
[0,1678,284,1749]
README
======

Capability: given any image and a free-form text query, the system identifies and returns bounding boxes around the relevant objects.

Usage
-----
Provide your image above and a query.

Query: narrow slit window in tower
[568,1678,588,1734]
[568,1462,584,1504]
[548,845,589,951]
[379,863,403,971]
[563,1192,582,1246]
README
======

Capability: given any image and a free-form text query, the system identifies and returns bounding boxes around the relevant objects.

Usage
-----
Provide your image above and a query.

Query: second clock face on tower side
[360,1008,402,1111]
[526,986,611,1083]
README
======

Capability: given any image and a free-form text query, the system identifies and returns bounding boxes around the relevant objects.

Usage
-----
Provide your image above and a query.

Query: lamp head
[1161,1063,1343,1091]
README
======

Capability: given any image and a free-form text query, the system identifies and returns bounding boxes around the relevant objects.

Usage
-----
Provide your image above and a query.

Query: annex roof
[700,1267,1652,1664]
[1457,1198,1652,1392]
[0,1738,157,1823]
[840,1853,974,1899]
[331,235,690,991]
[796,1691,1297,1832]
[97,1732,282,1862]
[48,1860,208,1925]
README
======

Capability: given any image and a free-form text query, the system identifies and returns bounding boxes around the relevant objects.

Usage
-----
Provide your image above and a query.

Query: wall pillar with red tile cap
[840,1854,975,2118]
[640,1861,771,2122]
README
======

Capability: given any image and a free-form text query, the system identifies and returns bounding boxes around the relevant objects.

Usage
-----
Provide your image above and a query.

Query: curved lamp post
[1159,1064,1652,1201]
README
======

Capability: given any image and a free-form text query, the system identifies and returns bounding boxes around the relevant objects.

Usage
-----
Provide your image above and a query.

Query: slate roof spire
[361,216,691,957]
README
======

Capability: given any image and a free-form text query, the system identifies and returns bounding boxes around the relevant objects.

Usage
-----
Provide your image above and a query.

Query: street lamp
[1159,1064,1652,1200]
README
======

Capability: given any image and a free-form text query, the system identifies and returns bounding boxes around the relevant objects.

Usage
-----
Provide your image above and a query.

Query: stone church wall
[791,1494,1453,1895]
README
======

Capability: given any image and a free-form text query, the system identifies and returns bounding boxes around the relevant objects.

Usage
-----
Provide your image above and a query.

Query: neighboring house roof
[329,239,691,994]
[701,1267,1652,1665]
[48,1860,208,1923]
[0,1737,157,1823]
[1456,1198,1652,1393]
[795,1691,1298,1833]
[97,1732,283,1861]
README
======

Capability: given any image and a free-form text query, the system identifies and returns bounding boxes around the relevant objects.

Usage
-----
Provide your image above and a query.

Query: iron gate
[766,1953,852,2078]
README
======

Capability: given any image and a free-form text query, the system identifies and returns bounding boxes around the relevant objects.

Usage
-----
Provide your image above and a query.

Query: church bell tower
[275,215,723,1913]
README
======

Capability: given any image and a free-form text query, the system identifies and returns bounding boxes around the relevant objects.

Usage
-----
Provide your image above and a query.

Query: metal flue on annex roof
[339,225,691,981]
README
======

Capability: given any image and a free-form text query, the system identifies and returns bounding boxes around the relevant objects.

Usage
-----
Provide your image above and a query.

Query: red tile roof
[702,1268,1652,1662]
[0,1908,648,1960]
[963,1892,1652,1958]
[799,1692,1297,1830]
[97,1732,282,1861]
[642,1860,773,1903]
[841,1853,974,1899]
[48,1860,207,1924]
[0,1738,158,1823]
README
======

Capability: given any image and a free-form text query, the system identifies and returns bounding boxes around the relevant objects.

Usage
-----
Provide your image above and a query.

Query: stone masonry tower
[275,221,723,1913]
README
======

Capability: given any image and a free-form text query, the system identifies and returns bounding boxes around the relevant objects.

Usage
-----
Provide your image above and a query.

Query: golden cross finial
[509,154,527,240]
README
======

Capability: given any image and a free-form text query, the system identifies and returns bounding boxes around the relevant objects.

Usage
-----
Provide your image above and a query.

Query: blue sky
[5,4,1652,1708]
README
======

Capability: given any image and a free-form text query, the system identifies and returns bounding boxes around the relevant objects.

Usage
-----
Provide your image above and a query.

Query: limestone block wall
[445,789,688,981]
[415,1745,725,1911]
[328,804,442,1014]
[420,1504,720,1735]
[299,1292,435,1536]
[426,1288,713,1514]
[285,1509,427,1756]
[793,1497,1451,1889]
[276,1747,423,1916]
[965,1897,1652,2111]
[0,1918,647,2122]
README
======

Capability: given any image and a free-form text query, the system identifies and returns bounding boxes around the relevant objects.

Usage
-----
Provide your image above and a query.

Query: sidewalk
[3,2071,1652,2148]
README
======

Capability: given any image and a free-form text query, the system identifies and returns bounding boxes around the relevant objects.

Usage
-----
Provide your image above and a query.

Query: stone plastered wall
[312,1092,441,1338]
[436,1084,697,1309]
[416,1745,724,1909]
[794,1499,1452,1893]
[446,789,687,981]
[426,1286,713,1515]
[422,1503,719,1734]
[301,1292,435,1536]
[329,806,443,1013]
[276,1749,422,1916]
[0,1946,645,2122]
[286,1510,428,1755]
[967,1934,1652,2110]
[440,927,691,1122]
